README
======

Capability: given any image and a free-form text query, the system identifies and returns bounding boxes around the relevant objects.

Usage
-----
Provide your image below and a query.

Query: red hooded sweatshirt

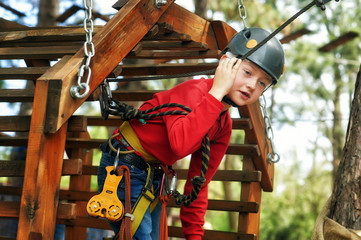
[130,78,232,239]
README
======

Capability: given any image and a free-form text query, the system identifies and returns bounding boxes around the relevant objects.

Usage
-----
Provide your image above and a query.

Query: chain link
[237,0,248,29]
[259,94,280,163]
[70,0,95,99]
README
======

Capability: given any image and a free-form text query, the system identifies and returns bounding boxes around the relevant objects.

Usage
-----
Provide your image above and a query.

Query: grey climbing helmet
[223,27,285,84]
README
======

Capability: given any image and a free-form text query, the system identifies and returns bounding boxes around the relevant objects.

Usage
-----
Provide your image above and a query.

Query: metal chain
[259,94,280,163]
[237,0,248,29]
[70,0,95,99]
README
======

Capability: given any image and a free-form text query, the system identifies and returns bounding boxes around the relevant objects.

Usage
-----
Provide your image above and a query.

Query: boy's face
[228,60,272,106]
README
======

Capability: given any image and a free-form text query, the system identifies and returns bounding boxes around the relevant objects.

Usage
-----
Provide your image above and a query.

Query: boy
[97,27,285,240]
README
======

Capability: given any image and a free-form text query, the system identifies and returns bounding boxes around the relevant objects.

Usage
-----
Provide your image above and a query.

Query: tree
[328,65,361,229]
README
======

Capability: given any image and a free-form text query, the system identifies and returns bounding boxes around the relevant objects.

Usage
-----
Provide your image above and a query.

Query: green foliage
[260,159,332,240]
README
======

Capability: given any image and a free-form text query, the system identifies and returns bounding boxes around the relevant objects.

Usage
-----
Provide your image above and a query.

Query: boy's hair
[223,27,285,85]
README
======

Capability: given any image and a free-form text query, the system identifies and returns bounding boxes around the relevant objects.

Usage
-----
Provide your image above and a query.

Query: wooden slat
[168,226,256,240]
[119,62,217,76]
[0,26,103,43]
[0,46,79,59]
[167,198,259,212]
[175,169,261,182]
[127,49,220,59]
[0,89,34,102]
[111,90,158,101]
[0,115,87,132]
[0,201,76,220]
[280,28,312,44]
[319,31,359,52]
[139,40,209,50]
[0,67,50,80]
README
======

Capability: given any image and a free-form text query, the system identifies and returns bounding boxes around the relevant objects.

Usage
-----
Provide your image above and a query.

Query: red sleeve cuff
[206,92,224,111]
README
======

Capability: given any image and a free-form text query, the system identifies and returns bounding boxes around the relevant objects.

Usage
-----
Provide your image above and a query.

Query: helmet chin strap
[222,95,240,108]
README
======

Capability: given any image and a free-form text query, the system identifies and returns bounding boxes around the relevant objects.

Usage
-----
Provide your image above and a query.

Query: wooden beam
[238,103,274,192]
[280,28,312,44]
[211,20,237,50]
[127,49,220,59]
[41,0,175,133]
[319,31,359,52]
[157,3,219,50]
[0,46,79,59]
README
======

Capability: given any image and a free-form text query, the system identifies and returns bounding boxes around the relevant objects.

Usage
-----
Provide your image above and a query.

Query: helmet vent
[244,29,251,38]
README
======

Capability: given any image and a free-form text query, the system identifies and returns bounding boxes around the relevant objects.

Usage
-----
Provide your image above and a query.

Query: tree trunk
[194,0,208,19]
[37,0,59,26]
[328,64,361,229]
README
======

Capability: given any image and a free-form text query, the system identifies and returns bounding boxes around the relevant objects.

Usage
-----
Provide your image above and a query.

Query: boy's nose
[246,78,258,90]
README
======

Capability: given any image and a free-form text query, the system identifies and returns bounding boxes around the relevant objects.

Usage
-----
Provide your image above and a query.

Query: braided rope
[109,101,209,206]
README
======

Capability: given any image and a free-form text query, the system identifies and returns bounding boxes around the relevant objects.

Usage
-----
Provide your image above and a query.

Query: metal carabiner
[113,148,121,172]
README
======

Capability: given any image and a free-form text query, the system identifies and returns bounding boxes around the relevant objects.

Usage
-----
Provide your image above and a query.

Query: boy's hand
[209,56,242,101]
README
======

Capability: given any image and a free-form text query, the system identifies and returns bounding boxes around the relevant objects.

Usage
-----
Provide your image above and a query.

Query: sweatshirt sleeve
[162,91,224,160]
[180,119,231,239]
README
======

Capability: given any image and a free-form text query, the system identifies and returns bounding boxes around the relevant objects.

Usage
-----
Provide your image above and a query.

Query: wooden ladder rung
[0,159,83,177]
[169,226,257,240]
[167,198,259,213]
[138,40,209,51]
[0,67,50,80]
[0,89,34,102]
[0,46,79,59]
[0,115,87,132]
[0,201,76,220]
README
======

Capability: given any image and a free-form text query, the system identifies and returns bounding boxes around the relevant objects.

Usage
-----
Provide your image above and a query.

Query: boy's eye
[259,81,266,87]
[244,70,251,75]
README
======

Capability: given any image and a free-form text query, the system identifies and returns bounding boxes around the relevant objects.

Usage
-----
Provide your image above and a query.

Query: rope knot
[191,176,206,186]
[116,103,142,121]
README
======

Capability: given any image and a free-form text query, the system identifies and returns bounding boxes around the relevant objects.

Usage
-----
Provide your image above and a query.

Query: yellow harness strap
[119,121,159,164]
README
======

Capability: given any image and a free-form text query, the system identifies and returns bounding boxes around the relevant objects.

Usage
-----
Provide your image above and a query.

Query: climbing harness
[70,0,95,99]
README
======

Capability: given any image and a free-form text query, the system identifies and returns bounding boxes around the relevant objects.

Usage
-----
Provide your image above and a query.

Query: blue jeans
[97,140,162,240]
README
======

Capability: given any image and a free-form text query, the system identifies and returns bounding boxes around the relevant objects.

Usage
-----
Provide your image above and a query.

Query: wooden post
[64,131,93,240]
[239,156,262,239]
[17,77,68,239]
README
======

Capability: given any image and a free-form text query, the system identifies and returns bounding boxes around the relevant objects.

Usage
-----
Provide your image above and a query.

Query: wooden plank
[41,0,176,133]
[119,62,217,76]
[0,46,79,59]
[167,198,258,213]
[111,90,158,101]
[238,103,274,192]
[319,31,359,52]
[0,115,87,132]
[211,20,237,50]
[157,4,219,50]
[139,40,209,50]
[280,28,312,44]
[175,169,262,182]
[168,226,256,240]
[0,201,76,220]
[127,49,220,59]
[0,89,34,102]
[0,67,50,80]
[0,26,103,43]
